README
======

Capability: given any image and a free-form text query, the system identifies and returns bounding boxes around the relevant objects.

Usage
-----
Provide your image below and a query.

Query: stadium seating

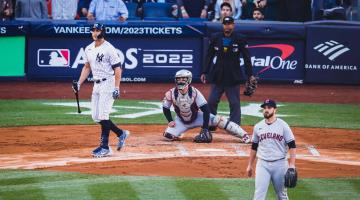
[143,3,173,18]
[126,3,140,20]
[178,18,208,22]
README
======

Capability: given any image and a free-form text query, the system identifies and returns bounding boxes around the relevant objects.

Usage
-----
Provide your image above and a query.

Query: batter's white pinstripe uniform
[84,41,121,122]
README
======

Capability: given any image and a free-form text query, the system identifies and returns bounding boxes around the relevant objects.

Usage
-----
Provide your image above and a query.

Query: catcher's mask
[91,23,105,39]
[175,69,192,90]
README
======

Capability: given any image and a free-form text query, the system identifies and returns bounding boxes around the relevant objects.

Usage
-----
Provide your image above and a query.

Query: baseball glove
[284,168,298,188]
[194,128,212,143]
[243,76,258,96]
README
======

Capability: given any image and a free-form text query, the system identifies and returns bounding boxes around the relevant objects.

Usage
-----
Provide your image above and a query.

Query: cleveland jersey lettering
[252,118,295,161]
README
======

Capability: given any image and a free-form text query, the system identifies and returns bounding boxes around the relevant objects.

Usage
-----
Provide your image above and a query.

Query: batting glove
[72,81,80,93]
[112,88,120,99]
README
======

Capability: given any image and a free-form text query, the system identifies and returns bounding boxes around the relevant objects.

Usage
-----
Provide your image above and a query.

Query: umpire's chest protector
[211,33,245,85]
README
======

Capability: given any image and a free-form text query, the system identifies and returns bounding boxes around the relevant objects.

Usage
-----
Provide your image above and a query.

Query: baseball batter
[73,23,130,158]
[246,99,297,200]
[162,69,250,143]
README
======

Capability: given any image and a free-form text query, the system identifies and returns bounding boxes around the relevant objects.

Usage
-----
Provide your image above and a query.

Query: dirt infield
[0,125,359,178]
[0,82,359,178]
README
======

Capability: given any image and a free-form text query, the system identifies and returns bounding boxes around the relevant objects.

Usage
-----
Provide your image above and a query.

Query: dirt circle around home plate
[0,82,359,178]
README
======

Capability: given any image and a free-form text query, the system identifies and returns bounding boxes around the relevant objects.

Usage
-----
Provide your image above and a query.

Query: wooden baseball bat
[72,80,81,113]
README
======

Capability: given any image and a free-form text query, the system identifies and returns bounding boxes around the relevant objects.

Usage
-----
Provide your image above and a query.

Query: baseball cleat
[163,132,180,141]
[117,130,130,151]
[241,134,251,144]
[92,146,112,158]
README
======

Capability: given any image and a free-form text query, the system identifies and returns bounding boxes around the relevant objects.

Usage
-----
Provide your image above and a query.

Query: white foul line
[307,145,320,157]
[231,144,248,157]
[176,144,189,156]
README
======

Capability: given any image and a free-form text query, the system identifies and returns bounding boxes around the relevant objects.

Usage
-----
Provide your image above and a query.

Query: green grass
[0,170,359,200]
[0,100,359,129]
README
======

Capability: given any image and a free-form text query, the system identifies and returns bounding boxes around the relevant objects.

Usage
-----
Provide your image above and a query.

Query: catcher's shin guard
[213,115,247,137]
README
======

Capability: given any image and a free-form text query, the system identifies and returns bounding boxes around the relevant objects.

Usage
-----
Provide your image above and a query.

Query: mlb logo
[37,49,70,67]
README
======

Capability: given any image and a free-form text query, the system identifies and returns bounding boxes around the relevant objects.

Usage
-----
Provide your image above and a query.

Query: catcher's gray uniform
[163,86,210,137]
[162,86,249,141]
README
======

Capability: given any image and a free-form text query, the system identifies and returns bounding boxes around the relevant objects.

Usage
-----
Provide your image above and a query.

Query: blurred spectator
[128,0,154,17]
[252,7,264,20]
[47,0,52,18]
[0,0,13,20]
[87,0,129,21]
[241,0,255,19]
[52,0,77,20]
[161,0,178,18]
[15,0,48,19]
[242,0,281,21]
[213,2,233,21]
[257,0,282,21]
[312,0,351,20]
[282,0,311,22]
[177,0,210,18]
[132,0,177,18]
[77,0,91,19]
[214,0,242,20]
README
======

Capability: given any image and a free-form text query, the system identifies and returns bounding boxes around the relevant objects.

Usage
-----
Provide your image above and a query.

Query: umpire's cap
[261,99,277,108]
[223,16,234,24]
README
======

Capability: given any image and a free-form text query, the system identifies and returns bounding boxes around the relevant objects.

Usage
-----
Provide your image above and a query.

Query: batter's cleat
[241,134,251,144]
[92,146,112,158]
[117,130,130,151]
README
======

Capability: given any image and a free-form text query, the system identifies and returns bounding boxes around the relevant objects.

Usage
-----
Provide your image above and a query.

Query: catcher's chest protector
[172,87,198,123]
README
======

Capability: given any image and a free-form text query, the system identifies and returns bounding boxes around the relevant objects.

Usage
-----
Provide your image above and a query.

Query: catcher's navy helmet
[92,23,105,39]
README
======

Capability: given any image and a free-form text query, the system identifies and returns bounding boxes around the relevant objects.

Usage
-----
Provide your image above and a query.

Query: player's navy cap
[92,23,105,31]
[223,16,234,24]
[261,99,277,108]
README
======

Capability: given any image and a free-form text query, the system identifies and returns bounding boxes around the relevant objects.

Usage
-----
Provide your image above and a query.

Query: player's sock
[99,120,111,148]
[108,120,124,137]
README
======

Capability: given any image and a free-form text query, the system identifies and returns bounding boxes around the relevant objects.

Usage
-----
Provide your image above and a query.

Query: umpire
[201,16,255,126]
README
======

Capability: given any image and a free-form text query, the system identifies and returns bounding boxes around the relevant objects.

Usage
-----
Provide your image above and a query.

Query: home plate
[196,148,227,152]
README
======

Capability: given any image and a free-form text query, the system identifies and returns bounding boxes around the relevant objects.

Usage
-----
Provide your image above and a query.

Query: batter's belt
[94,78,107,84]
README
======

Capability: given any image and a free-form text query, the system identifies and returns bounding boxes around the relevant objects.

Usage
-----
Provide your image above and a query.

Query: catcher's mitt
[284,168,297,188]
[194,128,212,143]
[243,76,258,96]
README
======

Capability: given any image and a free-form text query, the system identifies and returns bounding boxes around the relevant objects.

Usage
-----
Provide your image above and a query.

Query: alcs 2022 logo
[44,48,194,69]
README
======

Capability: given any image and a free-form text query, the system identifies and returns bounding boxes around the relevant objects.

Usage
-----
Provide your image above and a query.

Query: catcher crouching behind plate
[162,69,251,143]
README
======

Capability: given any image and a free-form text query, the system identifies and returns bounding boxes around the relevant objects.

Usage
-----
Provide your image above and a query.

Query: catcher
[162,69,251,143]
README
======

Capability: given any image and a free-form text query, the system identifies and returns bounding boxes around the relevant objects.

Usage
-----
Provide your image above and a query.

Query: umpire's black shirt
[203,32,253,86]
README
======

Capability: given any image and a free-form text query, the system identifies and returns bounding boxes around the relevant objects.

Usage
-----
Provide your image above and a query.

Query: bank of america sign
[313,40,350,61]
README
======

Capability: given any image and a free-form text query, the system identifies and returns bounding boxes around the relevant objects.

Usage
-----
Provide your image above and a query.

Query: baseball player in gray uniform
[162,69,250,143]
[73,23,130,158]
[246,99,296,200]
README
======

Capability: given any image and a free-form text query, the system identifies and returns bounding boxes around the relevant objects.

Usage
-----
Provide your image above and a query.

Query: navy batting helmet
[92,23,105,39]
